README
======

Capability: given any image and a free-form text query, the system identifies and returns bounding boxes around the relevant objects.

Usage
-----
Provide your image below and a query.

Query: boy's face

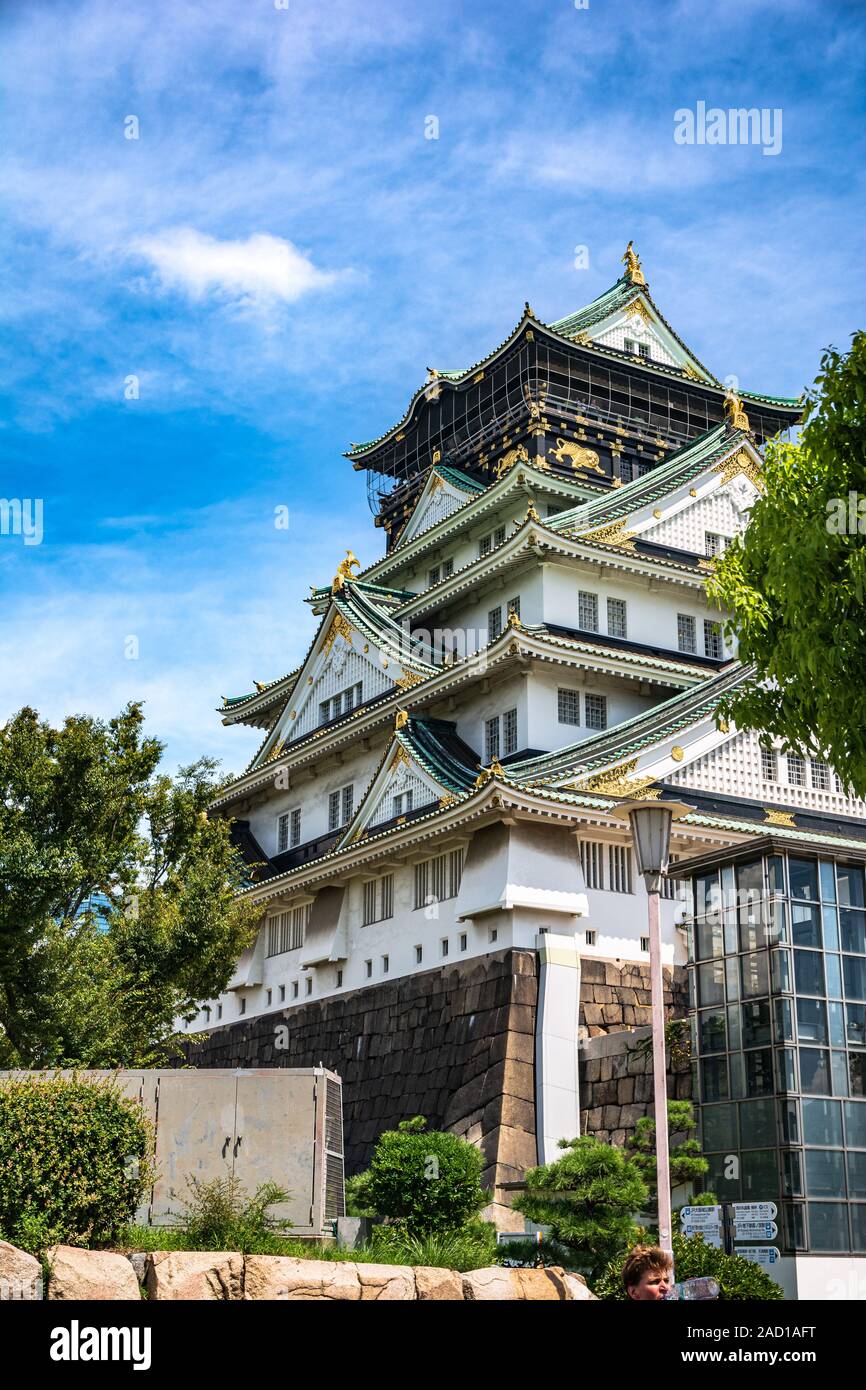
[627,1266,672,1300]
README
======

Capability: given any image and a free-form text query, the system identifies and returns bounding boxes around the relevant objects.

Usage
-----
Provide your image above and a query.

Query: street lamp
[611,798,693,1259]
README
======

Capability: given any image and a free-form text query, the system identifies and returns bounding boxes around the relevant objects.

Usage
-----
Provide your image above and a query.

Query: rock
[47,1246,141,1301]
[243,1256,361,1301]
[127,1253,147,1285]
[355,1262,415,1300]
[563,1271,598,1301]
[514,1267,570,1300]
[413,1265,464,1301]
[462,1266,570,1300]
[0,1240,43,1300]
[145,1250,243,1301]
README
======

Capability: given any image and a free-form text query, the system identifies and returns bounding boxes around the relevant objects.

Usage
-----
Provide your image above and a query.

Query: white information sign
[732,1201,777,1221]
[736,1245,780,1267]
[734,1220,778,1241]
[679,1206,722,1225]
[683,1226,723,1248]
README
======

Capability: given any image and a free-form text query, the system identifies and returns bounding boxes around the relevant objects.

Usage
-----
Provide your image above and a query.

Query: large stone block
[244,1256,361,1301]
[48,1246,141,1301]
[413,1265,464,1300]
[356,1262,416,1300]
[146,1250,244,1301]
[0,1241,42,1300]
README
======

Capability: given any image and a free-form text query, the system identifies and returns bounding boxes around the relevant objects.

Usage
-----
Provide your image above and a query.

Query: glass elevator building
[675,836,866,1255]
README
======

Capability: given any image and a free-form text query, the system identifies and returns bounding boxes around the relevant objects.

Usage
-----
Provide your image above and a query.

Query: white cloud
[133,228,344,306]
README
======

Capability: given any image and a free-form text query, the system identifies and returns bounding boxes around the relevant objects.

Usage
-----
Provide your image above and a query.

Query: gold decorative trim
[549,437,603,474]
[580,516,637,550]
[671,746,685,762]
[724,389,751,433]
[495,443,529,479]
[331,550,360,593]
[429,473,444,492]
[682,362,703,382]
[715,447,764,493]
[438,792,458,809]
[625,296,651,322]
[764,808,796,828]
[576,757,662,799]
[717,719,730,734]
[394,709,409,730]
[322,612,353,655]
[395,671,424,690]
[525,499,541,524]
[475,758,506,788]
[507,606,523,630]
[390,744,410,769]
[698,557,716,571]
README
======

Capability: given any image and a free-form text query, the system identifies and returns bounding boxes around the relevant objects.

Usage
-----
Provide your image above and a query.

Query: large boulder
[0,1241,43,1300]
[47,1246,141,1301]
[244,1256,361,1301]
[145,1250,244,1301]
[462,1265,582,1300]
[413,1265,465,1301]
[562,1271,597,1301]
[355,1262,415,1301]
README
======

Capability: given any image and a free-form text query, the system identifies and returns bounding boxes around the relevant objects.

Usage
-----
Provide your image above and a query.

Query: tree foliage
[708,332,866,793]
[353,1116,489,1235]
[0,703,259,1066]
[625,1100,713,1208]
[513,1135,648,1279]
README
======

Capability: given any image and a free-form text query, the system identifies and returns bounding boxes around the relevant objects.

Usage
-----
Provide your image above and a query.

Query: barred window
[503,708,518,757]
[811,760,830,791]
[507,594,520,622]
[703,620,723,660]
[393,790,413,818]
[618,457,633,483]
[485,716,500,763]
[428,564,440,587]
[677,614,697,654]
[585,693,608,731]
[494,525,506,547]
[639,343,651,361]
[442,557,454,578]
[488,606,503,642]
[558,688,580,726]
[277,812,290,854]
[319,682,363,724]
[578,590,599,632]
[585,929,597,946]
[328,783,354,831]
[608,844,633,894]
[760,746,778,782]
[278,808,302,852]
[362,873,394,926]
[787,754,806,787]
[579,840,604,890]
[607,597,627,639]
[705,532,727,558]
[661,854,686,900]
[414,849,464,910]
[266,902,312,957]
[478,534,492,558]
[290,807,301,847]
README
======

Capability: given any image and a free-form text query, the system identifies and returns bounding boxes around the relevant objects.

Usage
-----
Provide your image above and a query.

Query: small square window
[761,746,778,781]
[217,1003,223,1020]
[460,933,468,951]
[239,997,246,1015]
[503,708,518,756]
[292,980,299,998]
[705,532,726,558]
[638,343,651,361]
[787,754,807,787]
[442,557,454,578]
[336,969,343,988]
[365,959,372,979]
[578,591,599,632]
[266,989,272,1006]
[305,977,313,996]
[489,928,498,943]
[677,613,697,654]
[415,945,423,964]
[585,929,596,946]
[811,760,830,791]
[479,534,492,558]
[488,606,503,642]
[382,954,390,974]
[703,620,723,660]
[607,597,627,639]
[279,985,285,1002]
[429,564,441,587]
[441,939,449,957]
[585,693,608,731]
[640,936,650,953]
[558,688,580,726]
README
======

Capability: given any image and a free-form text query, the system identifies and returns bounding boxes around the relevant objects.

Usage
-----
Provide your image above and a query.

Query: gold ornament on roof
[671,746,685,762]
[395,709,410,730]
[576,758,660,798]
[439,792,458,809]
[322,612,353,654]
[395,671,424,690]
[524,498,541,524]
[254,680,267,692]
[622,241,646,287]
[507,605,523,630]
[625,297,651,323]
[549,437,603,474]
[390,744,410,769]
[332,550,360,593]
[682,362,703,382]
[475,758,506,788]
[715,447,764,493]
[724,389,751,433]
[495,443,529,479]
[580,516,637,550]
[764,808,796,828]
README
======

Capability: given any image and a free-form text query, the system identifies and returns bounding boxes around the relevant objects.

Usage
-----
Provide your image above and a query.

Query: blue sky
[1,0,864,777]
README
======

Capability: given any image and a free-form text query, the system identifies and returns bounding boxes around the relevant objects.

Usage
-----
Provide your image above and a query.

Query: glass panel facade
[687,850,866,1254]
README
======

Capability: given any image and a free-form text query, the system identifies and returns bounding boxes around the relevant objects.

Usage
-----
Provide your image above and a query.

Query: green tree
[625,1100,714,1209]
[708,332,866,794]
[355,1116,488,1235]
[513,1135,648,1280]
[0,703,259,1066]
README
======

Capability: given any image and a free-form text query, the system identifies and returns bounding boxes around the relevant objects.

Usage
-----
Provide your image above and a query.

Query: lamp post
[612,798,693,1259]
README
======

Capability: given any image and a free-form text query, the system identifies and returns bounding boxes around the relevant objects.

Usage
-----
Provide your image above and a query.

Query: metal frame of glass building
[672,836,866,1257]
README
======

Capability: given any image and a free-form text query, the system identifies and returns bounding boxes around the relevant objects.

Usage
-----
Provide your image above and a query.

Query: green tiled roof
[435,465,486,494]
[396,716,479,795]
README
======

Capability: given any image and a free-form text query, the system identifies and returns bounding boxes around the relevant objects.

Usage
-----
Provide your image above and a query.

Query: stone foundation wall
[580,1025,693,1148]
[579,958,688,1037]
[178,948,538,1212]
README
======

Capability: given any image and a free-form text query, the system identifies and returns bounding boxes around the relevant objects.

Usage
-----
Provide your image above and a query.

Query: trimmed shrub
[594,1230,785,1301]
[0,1073,153,1252]
[360,1116,488,1234]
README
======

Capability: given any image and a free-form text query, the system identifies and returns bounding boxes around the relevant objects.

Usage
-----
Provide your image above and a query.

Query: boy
[622,1244,673,1301]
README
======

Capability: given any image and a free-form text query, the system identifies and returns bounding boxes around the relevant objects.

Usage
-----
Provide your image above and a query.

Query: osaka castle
[186,245,866,1289]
